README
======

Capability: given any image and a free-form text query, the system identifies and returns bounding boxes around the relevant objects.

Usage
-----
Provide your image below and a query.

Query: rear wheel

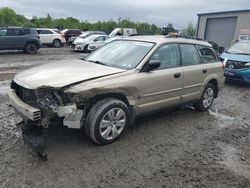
[25,43,38,54]
[85,98,130,145]
[194,83,215,111]
[52,39,62,48]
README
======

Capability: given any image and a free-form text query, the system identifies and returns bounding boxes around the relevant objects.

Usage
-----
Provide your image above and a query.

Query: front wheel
[85,98,130,145]
[194,83,215,111]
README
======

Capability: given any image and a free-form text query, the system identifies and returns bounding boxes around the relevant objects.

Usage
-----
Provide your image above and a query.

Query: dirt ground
[0,47,249,188]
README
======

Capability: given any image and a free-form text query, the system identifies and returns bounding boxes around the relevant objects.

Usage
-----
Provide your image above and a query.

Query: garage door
[205,17,237,49]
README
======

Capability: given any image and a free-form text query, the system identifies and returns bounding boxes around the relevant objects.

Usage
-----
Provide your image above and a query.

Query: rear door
[180,44,219,103]
[37,29,53,43]
[137,44,182,114]
[179,44,204,102]
[7,28,26,48]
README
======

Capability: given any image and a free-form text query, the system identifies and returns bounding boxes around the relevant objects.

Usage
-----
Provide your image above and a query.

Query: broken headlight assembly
[36,90,71,112]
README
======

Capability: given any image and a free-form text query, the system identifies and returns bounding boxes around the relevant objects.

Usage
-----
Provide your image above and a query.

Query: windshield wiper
[87,60,107,66]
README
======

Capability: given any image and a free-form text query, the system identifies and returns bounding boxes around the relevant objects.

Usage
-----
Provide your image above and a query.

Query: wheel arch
[208,79,218,98]
[201,75,220,98]
[85,92,136,126]
[25,39,40,48]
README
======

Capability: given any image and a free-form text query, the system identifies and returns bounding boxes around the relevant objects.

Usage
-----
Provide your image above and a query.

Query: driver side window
[150,44,180,70]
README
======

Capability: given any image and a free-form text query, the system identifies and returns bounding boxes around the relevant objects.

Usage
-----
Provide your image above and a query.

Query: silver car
[8,36,224,158]
[73,34,109,52]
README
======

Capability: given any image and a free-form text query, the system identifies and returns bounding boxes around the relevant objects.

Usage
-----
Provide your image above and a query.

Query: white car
[36,28,66,47]
[73,34,109,52]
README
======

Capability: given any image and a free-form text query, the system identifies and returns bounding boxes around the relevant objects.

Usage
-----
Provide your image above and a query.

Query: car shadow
[225,80,250,87]
[44,105,196,150]
[0,50,26,55]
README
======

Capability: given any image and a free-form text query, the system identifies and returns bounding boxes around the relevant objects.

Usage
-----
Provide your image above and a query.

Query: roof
[198,9,250,16]
[125,35,211,46]
[36,28,59,30]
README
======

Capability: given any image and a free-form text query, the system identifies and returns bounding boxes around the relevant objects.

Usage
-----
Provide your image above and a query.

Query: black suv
[0,27,41,54]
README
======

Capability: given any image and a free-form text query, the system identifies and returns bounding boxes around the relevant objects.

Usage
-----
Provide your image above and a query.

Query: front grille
[225,60,248,69]
[11,81,37,103]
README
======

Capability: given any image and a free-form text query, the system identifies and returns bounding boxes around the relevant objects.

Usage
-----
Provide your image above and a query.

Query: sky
[0,0,249,29]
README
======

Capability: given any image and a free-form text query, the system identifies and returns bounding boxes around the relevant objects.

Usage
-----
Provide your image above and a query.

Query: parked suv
[0,27,41,54]
[36,28,66,47]
[61,29,82,42]
[8,36,224,158]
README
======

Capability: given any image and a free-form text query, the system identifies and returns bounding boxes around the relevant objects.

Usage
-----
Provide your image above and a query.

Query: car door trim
[138,96,180,108]
[140,87,182,98]
[183,83,203,89]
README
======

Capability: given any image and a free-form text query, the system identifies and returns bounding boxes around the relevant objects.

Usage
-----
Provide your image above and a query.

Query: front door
[136,44,182,114]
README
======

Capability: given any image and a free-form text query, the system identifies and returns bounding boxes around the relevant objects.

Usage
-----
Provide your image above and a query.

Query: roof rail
[164,34,205,41]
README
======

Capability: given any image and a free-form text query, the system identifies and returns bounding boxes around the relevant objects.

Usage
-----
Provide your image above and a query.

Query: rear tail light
[61,33,64,38]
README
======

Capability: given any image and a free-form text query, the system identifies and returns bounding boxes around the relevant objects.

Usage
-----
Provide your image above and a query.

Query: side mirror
[144,60,161,72]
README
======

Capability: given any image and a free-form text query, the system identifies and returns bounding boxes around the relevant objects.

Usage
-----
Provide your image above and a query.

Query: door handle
[202,69,207,73]
[174,73,181,78]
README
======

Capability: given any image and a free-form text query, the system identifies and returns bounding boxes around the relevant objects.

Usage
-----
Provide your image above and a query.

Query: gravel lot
[0,47,250,188]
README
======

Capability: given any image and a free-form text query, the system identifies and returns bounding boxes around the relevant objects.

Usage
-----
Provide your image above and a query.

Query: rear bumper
[8,89,41,121]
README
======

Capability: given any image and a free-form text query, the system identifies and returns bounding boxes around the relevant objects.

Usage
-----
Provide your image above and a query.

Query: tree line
[0,7,196,36]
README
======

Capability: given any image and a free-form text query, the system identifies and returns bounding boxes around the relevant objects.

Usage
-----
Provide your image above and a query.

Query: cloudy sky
[0,0,249,28]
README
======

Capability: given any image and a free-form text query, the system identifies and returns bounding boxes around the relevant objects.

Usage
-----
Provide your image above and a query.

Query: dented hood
[14,59,125,89]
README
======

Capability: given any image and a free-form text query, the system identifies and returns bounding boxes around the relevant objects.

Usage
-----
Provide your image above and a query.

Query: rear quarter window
[196,45,218,63]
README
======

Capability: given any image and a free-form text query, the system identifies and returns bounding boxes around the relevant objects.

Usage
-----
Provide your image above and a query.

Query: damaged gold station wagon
[8,36,224,159]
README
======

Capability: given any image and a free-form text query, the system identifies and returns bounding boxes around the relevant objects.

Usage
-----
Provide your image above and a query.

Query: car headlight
[245,62,250,67]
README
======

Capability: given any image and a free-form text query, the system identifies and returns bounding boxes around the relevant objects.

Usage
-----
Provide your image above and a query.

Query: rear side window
[196,45,218,62]
[150,44,180,70]
[6,28,30,36]
[53,29,61,34]
[37,30,53,34]
[179,44,201,66]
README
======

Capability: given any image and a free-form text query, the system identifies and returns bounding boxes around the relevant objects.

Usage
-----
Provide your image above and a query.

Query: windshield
[227,42,250,54]
[85,40,155,70]
[79,33,89,38]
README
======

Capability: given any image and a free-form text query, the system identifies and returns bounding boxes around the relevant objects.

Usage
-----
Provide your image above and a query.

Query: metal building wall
[197,10,250,43]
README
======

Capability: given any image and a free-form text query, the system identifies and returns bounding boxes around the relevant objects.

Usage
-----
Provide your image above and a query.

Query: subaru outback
[8,36,224,158]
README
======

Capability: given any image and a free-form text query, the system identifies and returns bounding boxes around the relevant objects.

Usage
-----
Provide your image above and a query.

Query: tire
[25,43,38,54]
[85,98,130,145]
[52,39,62,48]
[83,45,89,53]
[194,83,215,111]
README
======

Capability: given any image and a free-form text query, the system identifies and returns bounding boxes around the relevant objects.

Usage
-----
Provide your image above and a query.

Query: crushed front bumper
[8,90,47,159]
[8,89,41,121]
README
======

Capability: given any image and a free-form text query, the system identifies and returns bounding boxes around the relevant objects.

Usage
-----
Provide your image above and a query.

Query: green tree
[180,22,196,37]
[0,7,162,35]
